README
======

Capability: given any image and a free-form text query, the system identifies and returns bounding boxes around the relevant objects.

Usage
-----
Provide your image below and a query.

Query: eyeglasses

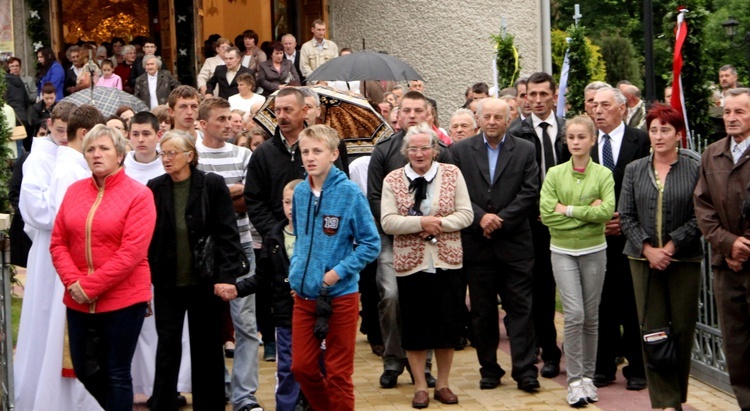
[406,146,433,154]
[158,150,189,159]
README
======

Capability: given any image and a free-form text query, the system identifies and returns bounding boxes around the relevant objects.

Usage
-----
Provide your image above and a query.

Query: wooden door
[158,0,176,72]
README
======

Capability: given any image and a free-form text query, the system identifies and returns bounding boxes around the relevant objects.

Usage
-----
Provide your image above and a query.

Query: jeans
[375,235,405,371]
[551,250,607,382]
[292,293,359,411]
[229,242,261,410]
[67,303,146,411]
[275,326,300,411]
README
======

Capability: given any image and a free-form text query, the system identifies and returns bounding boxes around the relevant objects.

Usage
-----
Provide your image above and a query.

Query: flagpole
[644,0,656,102]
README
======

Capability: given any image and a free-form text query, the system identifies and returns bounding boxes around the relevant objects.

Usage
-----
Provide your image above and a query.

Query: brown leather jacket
[694,136,750,268]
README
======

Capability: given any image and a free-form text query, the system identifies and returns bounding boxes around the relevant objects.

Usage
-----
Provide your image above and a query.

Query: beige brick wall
[329,0,542,125]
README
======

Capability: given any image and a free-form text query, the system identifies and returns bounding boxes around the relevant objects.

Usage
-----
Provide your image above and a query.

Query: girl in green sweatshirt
[540,115,615,407]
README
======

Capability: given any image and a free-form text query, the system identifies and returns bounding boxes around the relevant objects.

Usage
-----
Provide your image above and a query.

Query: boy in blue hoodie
[289,124,380,411]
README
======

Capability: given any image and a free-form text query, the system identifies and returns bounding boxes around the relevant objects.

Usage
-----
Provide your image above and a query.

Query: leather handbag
[640,270,678,372]
[192,180,249,281]
[193,185,215,280]
[10,113,26,141]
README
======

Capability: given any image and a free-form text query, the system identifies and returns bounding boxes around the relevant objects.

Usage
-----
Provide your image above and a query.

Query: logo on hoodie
[323,215,341,235]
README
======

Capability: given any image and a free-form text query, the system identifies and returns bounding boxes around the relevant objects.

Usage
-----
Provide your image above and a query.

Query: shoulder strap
[640,268,672,327]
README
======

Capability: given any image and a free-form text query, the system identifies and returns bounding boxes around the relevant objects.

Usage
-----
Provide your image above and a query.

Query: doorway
[52,0,178,73]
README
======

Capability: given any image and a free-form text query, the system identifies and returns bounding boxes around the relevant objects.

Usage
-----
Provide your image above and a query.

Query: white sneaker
[567,380,588,407]
[582,377,598,403]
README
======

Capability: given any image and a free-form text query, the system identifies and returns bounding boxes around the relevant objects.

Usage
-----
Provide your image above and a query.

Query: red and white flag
[671,7,691,148]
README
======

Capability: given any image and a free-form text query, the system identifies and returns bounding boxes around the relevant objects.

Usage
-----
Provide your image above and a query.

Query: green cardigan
[540,158,616,255]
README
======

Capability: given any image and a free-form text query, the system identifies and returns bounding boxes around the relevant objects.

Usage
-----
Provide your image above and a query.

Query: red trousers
[291,292,359,411]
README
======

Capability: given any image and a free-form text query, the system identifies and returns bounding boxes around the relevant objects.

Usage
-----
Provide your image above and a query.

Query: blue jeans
[275,326,300,411]
[67,303,146,411]
[230,242,261,410]
[551,250,607,382]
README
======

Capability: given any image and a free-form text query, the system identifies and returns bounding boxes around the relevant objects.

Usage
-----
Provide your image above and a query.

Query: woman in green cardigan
[540,115,615,408]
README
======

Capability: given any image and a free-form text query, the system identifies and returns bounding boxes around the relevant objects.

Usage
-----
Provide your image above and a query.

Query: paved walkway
[11,269,740,410]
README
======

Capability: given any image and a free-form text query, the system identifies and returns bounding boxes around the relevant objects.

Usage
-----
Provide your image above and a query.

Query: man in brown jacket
[694,87,750,409]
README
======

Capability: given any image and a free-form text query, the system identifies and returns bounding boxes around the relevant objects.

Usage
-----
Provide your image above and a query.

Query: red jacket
[51,168,156,313]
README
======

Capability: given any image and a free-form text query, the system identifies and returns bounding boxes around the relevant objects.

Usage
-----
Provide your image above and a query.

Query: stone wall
[329,0,542,125]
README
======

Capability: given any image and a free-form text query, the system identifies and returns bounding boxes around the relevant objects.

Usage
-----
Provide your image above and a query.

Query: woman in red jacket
[50,124,156,411]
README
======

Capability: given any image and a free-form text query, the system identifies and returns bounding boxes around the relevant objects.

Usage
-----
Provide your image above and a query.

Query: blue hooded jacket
[290,166,380,299]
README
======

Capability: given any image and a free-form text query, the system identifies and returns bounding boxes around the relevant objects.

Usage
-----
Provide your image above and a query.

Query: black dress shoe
[425,371,436,388]
[517,376,541,392]
[380,369,402,388]
[626,377,647,391]
[540,361,560,378]
[177,394,188,407]
[479,376,500,389]
[593,373,615,387]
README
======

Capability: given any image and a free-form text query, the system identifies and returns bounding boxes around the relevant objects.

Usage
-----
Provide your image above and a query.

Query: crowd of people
[6,18,750,411]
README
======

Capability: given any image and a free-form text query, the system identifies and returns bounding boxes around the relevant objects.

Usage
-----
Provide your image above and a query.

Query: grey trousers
[630,259,700,409]
[551,250,607,382]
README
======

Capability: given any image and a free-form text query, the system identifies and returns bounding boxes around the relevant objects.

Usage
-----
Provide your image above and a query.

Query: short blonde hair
[299,124,340,151]
[284,179,303,194]
[160,130,199,166]
[82,124,128,161]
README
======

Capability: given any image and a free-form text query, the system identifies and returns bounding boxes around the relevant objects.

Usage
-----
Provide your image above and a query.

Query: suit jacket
[286,51,305,84]
[206,65,254,100]
[129,56,145,89]
[507,113,570,177]
[627,100,647,130]
[133,70,181,109]
[256,60,300,97]
[450,133,539,262]
[590,124,650,205]
[64,67,78,96]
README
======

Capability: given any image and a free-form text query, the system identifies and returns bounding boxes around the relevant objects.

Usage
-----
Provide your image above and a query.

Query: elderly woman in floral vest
[381,123,473,409]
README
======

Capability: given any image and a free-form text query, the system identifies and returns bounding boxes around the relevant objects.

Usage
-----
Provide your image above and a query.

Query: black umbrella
[306,51,423,82]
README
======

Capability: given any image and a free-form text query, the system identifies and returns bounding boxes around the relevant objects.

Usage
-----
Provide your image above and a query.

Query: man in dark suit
[282,34,305,84]
[589,85,650,390]
[133,55,181,109]
[451,97,541,392]
[367,91,450,389]
[63,45,83,96]
[205,47,254,100]
[507,72,569,379]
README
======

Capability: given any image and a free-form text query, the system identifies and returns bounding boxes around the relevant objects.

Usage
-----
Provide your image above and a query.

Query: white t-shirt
[228,93,266,114]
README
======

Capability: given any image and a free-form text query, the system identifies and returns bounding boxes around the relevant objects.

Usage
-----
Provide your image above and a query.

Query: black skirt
[397,268,462,351]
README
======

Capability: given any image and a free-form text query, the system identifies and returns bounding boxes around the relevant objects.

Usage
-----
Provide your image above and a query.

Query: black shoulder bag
[193,184,215,280]
[640,269,678,372]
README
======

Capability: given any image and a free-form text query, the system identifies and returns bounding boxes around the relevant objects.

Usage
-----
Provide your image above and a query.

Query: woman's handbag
[193,184,216,280]
[192,179,249,280]
[640,269,678,372]
[10,113,27,141]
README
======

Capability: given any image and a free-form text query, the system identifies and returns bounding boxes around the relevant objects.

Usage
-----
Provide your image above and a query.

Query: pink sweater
[96,74,123,90]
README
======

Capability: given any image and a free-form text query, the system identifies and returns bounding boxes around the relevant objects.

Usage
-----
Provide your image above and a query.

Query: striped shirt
[196,142,254,244]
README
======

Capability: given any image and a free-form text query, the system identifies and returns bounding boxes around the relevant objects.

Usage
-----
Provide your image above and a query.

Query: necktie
[602,134,615,170]
[539,122,555,172]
